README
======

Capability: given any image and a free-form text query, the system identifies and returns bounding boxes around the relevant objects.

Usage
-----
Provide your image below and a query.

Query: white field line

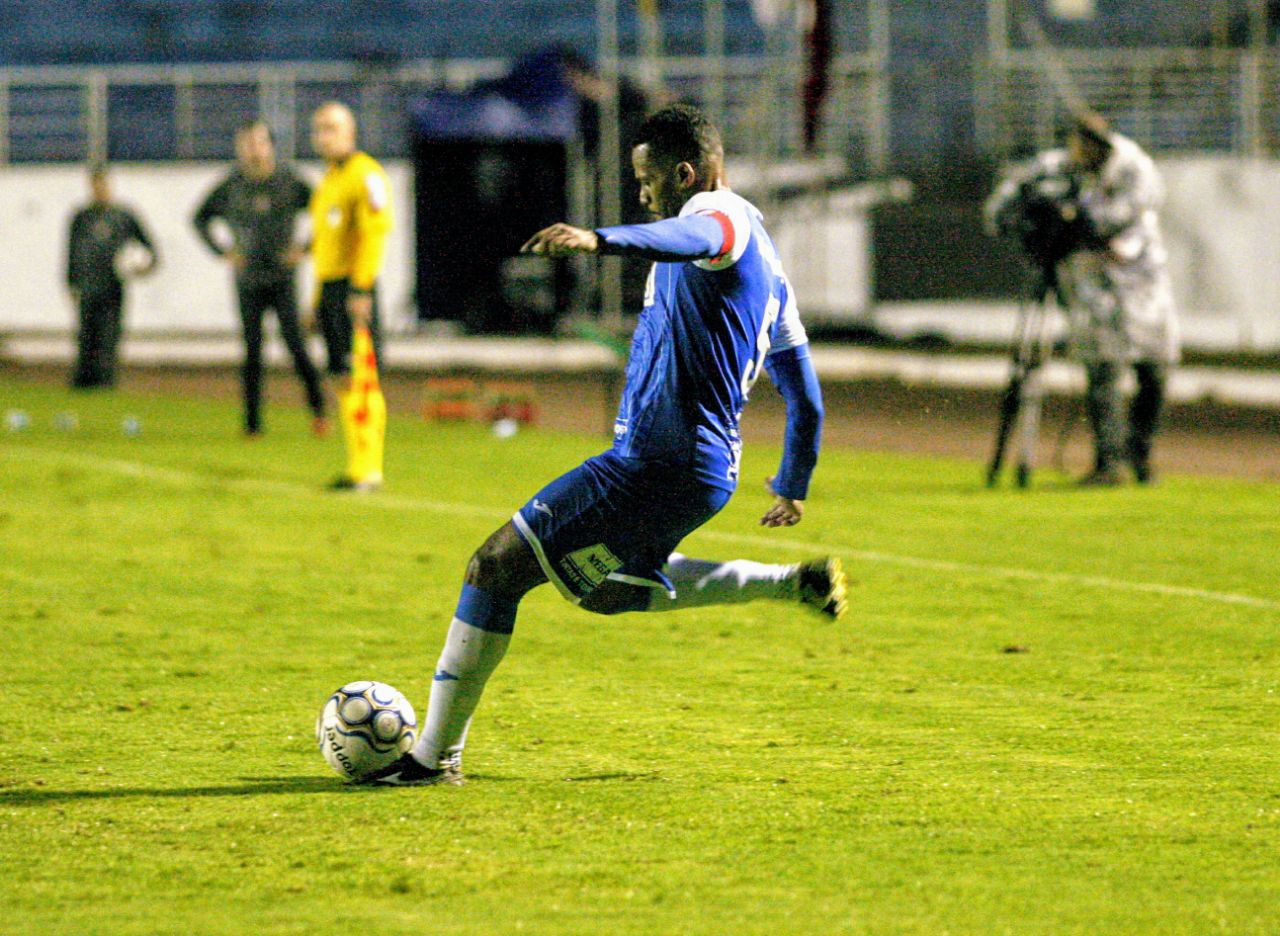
[9,445,1278,612]
[701,530,1278,611]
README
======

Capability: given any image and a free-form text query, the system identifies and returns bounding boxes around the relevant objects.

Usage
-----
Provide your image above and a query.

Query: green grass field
[2,375,1278,935]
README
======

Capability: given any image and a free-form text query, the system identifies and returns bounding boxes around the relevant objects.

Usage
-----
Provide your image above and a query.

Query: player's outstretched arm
[593,213,728,262]
[521,223,600,257]
[758,345,824,527]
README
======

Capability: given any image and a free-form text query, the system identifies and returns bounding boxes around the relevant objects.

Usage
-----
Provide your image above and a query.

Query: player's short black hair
[632,104,723,170]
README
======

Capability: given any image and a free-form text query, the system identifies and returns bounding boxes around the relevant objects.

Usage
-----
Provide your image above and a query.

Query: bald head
[311,102,358,163]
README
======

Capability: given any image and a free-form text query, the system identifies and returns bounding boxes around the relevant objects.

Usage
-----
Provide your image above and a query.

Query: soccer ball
[316,680,417,781]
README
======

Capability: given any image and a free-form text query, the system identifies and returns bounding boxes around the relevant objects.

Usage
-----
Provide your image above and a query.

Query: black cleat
[797,557,848,620]
[355,752,464,787]
[327,475,382,494]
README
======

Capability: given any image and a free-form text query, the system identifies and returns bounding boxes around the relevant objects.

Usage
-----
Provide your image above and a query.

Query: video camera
[995,170,1096,273]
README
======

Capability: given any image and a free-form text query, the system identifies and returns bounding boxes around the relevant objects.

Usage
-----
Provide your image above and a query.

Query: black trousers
[238,278,325,433]
[73,284,124,389]
[316,279,382,376]
[1084,360,1167,472]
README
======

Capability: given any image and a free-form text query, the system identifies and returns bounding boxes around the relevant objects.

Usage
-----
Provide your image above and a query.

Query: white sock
[411,618,511,769]
[650,552,798,611]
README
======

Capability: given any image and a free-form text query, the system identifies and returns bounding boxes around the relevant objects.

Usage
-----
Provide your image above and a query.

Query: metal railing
[0,54,888,169]
[981,47,1280,159]
[3,46,1276,171]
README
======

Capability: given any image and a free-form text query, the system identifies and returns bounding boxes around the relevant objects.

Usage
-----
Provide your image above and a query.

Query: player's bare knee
[465,523,543,599]
[465,538,510,589]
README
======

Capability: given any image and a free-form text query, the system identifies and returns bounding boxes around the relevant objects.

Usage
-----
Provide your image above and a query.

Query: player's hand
[301,310,316,333]
[347,291,373,326]
[521,223,600,257]
[281,245,305,269]
[226,250,247,273]
[760,476,803,528]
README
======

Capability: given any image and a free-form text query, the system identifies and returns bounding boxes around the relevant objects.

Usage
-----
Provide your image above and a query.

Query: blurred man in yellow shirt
[309,102,392,491]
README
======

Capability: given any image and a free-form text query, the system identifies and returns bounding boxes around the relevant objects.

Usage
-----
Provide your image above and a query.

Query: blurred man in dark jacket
[194,120,326,436]
[66,165,157,389]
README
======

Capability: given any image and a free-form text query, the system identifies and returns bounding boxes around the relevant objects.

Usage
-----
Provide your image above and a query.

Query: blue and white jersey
[601,189,808,492]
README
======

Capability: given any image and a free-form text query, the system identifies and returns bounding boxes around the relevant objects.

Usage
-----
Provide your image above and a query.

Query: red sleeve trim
[697,209,735,262]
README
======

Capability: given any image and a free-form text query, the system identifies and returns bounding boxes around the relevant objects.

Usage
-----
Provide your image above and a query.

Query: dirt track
[4,361,1278,482]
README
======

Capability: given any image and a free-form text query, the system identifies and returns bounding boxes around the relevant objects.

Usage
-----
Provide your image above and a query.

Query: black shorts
[316,279,382,375]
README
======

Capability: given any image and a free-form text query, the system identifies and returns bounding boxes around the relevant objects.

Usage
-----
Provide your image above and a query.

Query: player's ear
[675,161,697,190]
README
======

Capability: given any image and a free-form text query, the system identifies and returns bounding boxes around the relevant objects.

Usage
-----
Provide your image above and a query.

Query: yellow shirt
[310,151,392,291]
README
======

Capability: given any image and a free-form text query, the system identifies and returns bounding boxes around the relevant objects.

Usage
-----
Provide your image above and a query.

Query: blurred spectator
[65,165,158,389]
[801,0,833,153]
[193,120,326,438]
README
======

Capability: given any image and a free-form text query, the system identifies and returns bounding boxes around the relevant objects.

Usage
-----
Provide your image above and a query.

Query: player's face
[632,143,684,220]
[311,108,356,162]
[235,125,275,176]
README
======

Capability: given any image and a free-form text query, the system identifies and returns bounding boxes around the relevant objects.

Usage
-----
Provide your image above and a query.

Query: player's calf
[648,553,848,620]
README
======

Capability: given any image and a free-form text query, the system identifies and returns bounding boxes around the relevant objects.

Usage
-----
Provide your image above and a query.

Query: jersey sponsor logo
[365,172,388,212]
[558,543,622,593]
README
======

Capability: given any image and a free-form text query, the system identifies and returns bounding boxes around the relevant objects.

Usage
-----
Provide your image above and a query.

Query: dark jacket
[193,166,311,287]
[67,203,155,294]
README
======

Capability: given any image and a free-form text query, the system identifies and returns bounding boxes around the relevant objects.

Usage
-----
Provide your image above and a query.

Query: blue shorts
[512,451,732,604]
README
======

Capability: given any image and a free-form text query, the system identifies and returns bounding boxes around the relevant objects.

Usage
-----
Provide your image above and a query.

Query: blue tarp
[412,48,578,142]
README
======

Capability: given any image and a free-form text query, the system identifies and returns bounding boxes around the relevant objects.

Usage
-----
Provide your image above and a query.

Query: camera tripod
[986,267,1065,489]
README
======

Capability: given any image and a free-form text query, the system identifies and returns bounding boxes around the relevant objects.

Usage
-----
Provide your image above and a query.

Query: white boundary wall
[0,160,415,334]
[1,157,1278,352]
[1159,157,1280,351]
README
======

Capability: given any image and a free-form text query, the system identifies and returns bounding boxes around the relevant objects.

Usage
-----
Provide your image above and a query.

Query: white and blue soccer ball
[316,680,417,781]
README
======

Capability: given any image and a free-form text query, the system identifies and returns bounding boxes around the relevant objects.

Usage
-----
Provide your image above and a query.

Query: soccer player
[308,101,393,490]
[65,165,158,389]
[193,120,326,437]
[361,104,845,787]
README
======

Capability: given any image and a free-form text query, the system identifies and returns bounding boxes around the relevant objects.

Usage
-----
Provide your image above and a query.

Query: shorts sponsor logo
[532,498,554,518]
[559,543,622,592]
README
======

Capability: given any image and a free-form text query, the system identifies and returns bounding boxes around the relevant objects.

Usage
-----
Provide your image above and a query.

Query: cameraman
[986,114,1179,485]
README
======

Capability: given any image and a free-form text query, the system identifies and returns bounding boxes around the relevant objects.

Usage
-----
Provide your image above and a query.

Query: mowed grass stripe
[6,442,1276,612]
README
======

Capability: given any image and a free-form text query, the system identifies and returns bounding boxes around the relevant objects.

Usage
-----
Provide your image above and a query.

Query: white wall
[2,156,1278,352]
[0,160,415,333]
[1159,157,1280,351]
